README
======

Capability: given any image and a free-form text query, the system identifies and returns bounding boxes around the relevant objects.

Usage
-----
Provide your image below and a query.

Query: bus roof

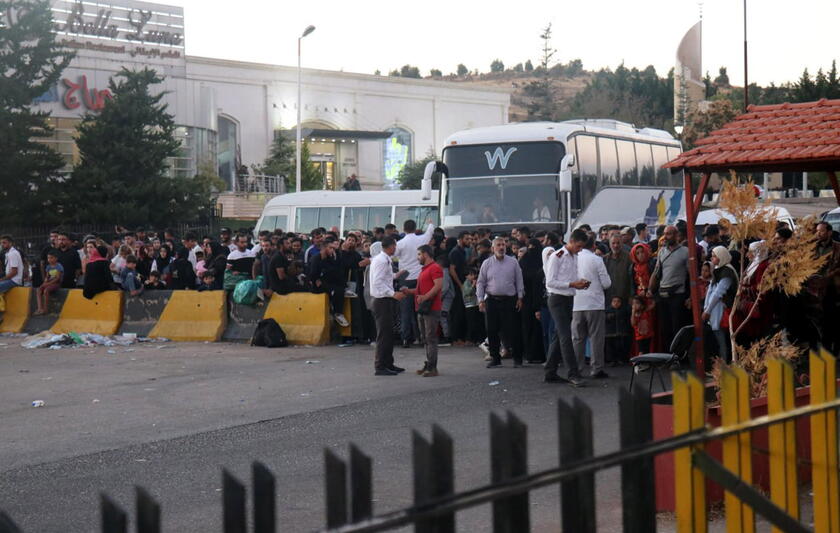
[262,189,439,209]
[443,120,679,147]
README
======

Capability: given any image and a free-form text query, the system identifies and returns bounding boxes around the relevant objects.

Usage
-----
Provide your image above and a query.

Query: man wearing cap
[220,227,235,252]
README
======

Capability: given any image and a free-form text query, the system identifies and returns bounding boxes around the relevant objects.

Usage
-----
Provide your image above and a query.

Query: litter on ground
[20,331,169,350]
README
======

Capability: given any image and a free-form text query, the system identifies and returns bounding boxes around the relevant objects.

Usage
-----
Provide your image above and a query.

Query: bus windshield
[442,175,559,226]
[441,141,565,226]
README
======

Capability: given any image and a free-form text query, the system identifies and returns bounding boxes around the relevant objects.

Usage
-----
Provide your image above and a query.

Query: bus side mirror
[421,161,447,200]
[558,153,575,192]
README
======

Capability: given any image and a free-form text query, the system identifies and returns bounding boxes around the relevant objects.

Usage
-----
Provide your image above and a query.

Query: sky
[164,0,838,87]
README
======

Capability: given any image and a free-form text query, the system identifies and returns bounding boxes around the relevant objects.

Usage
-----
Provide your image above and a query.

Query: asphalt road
[0,337,679,532]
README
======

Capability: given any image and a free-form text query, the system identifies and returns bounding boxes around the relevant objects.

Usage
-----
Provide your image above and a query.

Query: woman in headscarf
[629,243,658,352]
[203,241,228,290]
[733,240,772,343]
[702,246,739,362]
[518,238,545,363]
[83,245,114,300]
[151,244,174,287]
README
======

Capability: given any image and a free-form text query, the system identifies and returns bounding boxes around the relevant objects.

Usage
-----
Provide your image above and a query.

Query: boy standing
[120,255,143,297]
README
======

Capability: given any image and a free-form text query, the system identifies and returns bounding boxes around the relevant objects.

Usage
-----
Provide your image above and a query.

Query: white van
[695,205,796,231]
[255,190,440,235]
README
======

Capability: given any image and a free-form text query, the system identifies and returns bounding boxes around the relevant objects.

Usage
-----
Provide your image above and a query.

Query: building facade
[33,0,510,193]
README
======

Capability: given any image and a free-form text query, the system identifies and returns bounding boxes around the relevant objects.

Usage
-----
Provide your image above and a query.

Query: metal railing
[0,349,837,533]
[232,174,286,196]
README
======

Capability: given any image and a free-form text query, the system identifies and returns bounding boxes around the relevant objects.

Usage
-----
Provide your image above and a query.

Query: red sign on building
[62,75,112,111]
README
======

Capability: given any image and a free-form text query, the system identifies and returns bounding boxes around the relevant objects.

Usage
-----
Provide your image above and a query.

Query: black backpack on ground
[251,318,288,347]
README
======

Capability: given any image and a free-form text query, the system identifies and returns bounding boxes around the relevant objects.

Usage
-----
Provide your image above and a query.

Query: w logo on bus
[484,147,518,170]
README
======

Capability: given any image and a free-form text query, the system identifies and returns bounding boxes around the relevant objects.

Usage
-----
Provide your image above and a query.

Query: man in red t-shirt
[402,244,443,376]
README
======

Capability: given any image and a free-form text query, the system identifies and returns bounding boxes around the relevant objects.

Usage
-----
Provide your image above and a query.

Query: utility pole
[743,0,749,111]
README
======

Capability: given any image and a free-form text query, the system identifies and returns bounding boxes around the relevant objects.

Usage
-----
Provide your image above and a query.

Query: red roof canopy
[664,98,840,173]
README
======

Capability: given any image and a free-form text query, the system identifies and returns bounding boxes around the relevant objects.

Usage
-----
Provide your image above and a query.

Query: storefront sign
[62,75,112,111]
[52,1,184,46]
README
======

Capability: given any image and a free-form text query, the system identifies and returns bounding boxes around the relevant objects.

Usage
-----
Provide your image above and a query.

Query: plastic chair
[629,325,695,394]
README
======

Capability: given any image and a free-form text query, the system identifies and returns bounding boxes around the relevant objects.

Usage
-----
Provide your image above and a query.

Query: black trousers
[465,306,485,344]
[449,289,466,342]
[657,292,689,351]
[521,307,545,362]
[485,296,520,364]
[372,298,396,370]
[605,335,630,363]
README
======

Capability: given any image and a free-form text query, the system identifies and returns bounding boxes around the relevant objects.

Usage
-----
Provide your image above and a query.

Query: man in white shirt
[369,237,407,376]
[182,231,203,269]
[393,220,434,348]
[572,233,612,378]
[543,229,590,386]
[0,235,23,294]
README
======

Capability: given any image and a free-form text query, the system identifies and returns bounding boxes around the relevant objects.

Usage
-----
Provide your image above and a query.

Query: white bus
[255,190,440,235]
[421,120,685,236]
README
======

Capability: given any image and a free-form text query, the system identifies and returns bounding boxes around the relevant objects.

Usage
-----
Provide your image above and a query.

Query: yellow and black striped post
[674,371,707,532]
[720,365,755,533]
[810,348,839,533]
[766,357,799,532]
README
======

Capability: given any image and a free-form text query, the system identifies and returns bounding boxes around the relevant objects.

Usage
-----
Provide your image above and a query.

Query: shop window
[383,127,412,186]
[218,115,239,189]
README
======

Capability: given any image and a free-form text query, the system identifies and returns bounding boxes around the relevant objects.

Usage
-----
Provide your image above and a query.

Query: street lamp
[296,24,316,193]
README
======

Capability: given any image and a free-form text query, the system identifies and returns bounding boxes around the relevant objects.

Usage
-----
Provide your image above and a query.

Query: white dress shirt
[394,223,434,280]
[369,252,396,298]
[544,245,579,296]
[572,249,612,311]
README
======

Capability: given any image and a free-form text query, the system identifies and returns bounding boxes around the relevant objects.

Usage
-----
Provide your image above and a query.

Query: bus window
[344,207,369,231]
[598,137,619,187]
[394,206,439,229]
[666,146,683,186]
[575,135,598,211]
[369,207,392,228]
[635,143,655,186]
[259,215,287,232]
[616,140,638,185]
[651,144,671,186]
[296,208,319,233]
[319,207,341,231]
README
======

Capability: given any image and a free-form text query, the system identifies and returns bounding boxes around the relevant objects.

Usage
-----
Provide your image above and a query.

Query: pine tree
[490,59,505,72]
[299,141,323,191]
[526,24,557,121]
[793,68,816,102]
[828,61,839,99]
[61,68,216,226]
[0,0,74,225]
[253,131,295,180]
[456,64,468,76]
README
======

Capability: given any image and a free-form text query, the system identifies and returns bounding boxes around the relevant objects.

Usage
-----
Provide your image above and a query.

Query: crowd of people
[0,215,837,382]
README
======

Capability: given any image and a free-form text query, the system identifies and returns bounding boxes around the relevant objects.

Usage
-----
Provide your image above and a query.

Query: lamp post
[296,24,316,193]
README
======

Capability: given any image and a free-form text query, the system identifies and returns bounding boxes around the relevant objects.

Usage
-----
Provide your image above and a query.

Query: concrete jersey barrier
[0,287,32,333]
[121,291,173,337]
[149,290,226,342]
[263,292,331,346]
[51,290,124,336]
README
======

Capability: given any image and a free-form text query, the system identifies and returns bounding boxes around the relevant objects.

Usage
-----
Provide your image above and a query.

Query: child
[34,251,63,315]
[144,270,166,290]
[698,261,712,301]
[120,255,143,297]
[630,294,654,354]
[462,268,483,345]
[604,296,631,365]
[195,250,207,276]
[197,271,215,291]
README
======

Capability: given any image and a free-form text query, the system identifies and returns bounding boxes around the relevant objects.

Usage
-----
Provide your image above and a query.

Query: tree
[429,68,442,77]
[399,65,421,78]
[0,0,74,225]
[252,131,294,179]
[681,99,738,150]
[388,69,400,77]
[60,68,217,226]
[524,60,534,72]
[714,66,730,87]
[792,68,816,102]
[298,141,324,191]
[703,71,717,98]
[490,59,505,72]
[525,24,557,121]
[456,64,468,76]
[513,63,524,73]
[374,69,381,76]
[397,151,440,190]
[566,59,584,77]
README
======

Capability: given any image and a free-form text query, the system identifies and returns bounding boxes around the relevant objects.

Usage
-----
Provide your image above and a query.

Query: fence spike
[101,494,127,533]
[349,445,372,523]
[490,412,512,533]
[506,412,530,532]
[431,424,456,533]
[0,511,23,533]
[324,449,348,529]
[672,371,707,533]
[619,386,656,533]
[412,430,433,533]
[720,365,755,532]
[252,461,276,533]
[223,469,247,533]
[767,357,799,532]
[135,487,160,533]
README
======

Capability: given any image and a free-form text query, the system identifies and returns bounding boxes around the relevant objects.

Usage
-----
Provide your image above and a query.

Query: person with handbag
[646,225,690,350]
[401,245,443,376]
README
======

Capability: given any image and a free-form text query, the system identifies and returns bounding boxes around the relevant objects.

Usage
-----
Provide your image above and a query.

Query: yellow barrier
[263,292,330,345]
[149,291,226,342]
[51,290,123,335]
[0,287,31,333]
[340,298,353,338]
[673,372,706,533]
[767,358,799,532]
[719,366,754,532]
